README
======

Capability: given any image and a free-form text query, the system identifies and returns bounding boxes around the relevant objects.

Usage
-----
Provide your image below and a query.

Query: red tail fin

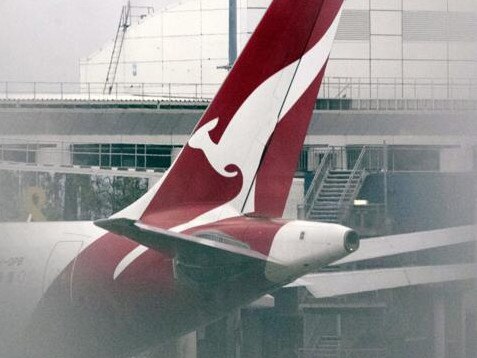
[116,0,344,229]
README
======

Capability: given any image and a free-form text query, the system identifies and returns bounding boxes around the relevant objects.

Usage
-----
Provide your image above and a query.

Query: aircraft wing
[331,225,475,266]
[294,264,477,299]
[95,218,277,266]
[287,226,476,298]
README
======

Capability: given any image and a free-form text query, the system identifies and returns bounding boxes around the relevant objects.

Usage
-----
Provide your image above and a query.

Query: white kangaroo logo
[188,118,239,178]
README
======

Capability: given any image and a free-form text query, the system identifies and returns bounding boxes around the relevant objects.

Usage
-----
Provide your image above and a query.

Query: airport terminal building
[0,0,476,357]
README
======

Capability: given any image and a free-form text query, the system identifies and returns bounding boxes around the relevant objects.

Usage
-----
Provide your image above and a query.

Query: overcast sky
[0,0,174,82]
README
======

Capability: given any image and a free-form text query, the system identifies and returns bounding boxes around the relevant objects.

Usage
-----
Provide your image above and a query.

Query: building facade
[80,0,477,100]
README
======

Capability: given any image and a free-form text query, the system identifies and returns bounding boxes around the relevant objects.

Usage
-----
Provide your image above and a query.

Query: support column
[262,288,303,358]
[433,295,446,358]
[456,294,467,358]
[228,0,238,68]
[241,309,264,358]
[198,310,242,358]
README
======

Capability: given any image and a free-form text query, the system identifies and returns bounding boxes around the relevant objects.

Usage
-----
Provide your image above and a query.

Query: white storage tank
[80,0,477,100]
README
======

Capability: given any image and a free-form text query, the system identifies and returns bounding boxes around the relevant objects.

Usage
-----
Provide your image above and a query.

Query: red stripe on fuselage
[29,216,284,357]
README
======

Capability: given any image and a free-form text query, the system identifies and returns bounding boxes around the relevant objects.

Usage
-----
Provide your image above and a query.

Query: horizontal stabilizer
[294,264,477,298]
[332,225,475,266]
[95,218,274,266]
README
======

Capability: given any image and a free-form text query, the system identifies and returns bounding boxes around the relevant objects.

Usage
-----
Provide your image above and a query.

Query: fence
[305,145,443,173]
[0,81,216,102]
[299,348,387,358]
[1,77,475,103]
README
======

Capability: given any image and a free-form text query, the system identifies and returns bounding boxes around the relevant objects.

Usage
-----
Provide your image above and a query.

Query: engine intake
[344,230,360,253]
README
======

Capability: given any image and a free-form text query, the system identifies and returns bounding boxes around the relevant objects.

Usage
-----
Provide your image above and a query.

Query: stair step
[316,197,352,203]
[318,191,354,196]
[321,186,346,191]
[329,170,352,174]
[310,211,339,216]
[319,194,344,198]
[313,205,340,210]
[320,188,345,193]
[327,172,351,177]
[327,174,351,179]
[321,186,346,190]
[325,178,359,183]
[311,212,339,217]
[324,178,349,183]
[309,219,339,224]
[324,184,348,189]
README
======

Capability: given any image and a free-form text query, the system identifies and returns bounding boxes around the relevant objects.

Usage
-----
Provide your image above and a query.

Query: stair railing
[336,146,368,222]
[304,147,334,218]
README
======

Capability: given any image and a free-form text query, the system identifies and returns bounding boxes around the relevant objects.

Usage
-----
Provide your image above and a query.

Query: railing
[341,349,387,358]
[0,81,218,102]
[304,148,333,217]
[336,146,368,222]
[298,348,387,358]
[319,77,477,101]
[303,145,445,174]
[0,77,475,103]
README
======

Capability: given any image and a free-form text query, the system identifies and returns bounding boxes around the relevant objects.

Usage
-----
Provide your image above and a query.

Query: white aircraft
[0,0,475,357]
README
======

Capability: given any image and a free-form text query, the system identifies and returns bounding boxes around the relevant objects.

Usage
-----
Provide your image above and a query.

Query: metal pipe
[228,0,237,68]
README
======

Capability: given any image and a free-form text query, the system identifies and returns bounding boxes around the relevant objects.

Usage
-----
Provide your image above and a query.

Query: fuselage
[0,217,355,358]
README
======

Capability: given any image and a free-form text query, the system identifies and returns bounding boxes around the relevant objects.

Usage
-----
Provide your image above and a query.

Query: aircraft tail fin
[115,0,344,229]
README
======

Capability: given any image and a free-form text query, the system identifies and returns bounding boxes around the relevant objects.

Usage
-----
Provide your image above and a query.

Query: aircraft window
[299,231,305,240]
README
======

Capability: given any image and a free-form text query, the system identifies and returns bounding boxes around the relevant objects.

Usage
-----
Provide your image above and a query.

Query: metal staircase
[305,147,368,224]
[103,1,132,95]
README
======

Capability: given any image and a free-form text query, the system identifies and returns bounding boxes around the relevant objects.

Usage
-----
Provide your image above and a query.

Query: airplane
[0,0,474,357]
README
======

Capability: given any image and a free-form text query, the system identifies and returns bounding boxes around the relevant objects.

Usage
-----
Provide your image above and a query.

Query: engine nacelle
[265,220,359,284]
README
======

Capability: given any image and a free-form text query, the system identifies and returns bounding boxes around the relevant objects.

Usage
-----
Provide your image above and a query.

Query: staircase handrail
[304,147,333,217]
[337,146,368,221]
